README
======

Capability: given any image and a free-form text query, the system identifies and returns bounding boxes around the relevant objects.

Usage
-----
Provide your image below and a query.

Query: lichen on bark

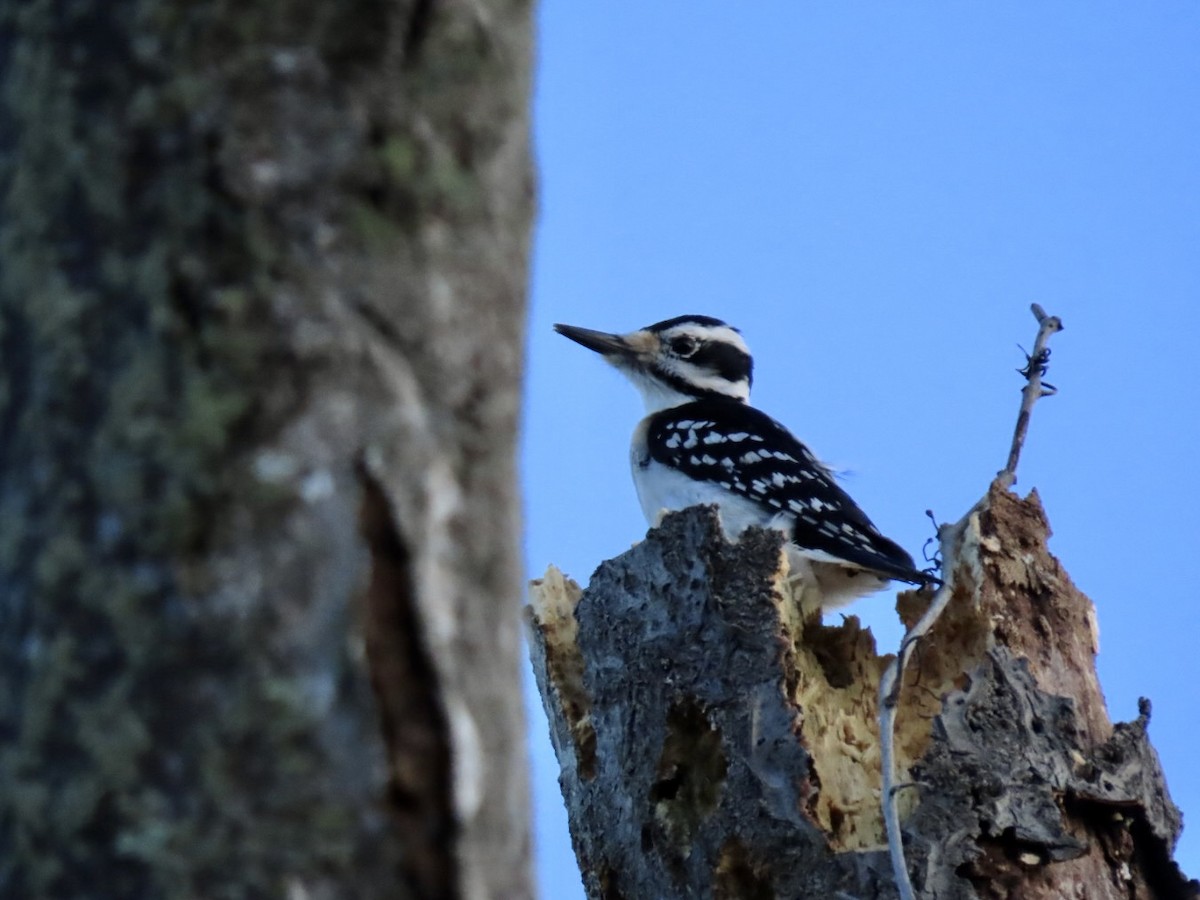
[0,0,535,897]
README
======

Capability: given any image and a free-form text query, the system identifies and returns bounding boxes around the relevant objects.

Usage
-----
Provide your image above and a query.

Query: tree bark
[528,487,1198,899]
[0,2,534,899]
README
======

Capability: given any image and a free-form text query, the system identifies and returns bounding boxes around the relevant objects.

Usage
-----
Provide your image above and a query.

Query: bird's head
[555,315,753,412]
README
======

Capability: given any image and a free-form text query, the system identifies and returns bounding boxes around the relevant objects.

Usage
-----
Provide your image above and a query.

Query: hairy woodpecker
[555,314,930,609]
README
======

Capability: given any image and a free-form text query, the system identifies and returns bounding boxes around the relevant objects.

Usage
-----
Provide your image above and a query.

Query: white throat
[623,367,750,413]
[630,373,698,414]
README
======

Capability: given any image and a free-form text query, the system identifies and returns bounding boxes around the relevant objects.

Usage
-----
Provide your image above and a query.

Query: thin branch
[879,305,1064,897]
[1000,304,1064,487]
[878,555,956,900]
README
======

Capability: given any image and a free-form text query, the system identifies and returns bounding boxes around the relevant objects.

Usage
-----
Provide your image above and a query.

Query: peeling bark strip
[0,1,535,898]
[529,500,1197,899]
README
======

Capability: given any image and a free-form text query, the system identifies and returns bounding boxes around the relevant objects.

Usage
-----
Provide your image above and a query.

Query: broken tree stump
[527,487,1196,899]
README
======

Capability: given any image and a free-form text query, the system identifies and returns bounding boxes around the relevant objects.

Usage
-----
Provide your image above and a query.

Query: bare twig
[879,305,1063,897]
[878,554,956,900]
[1000,304,1064,487]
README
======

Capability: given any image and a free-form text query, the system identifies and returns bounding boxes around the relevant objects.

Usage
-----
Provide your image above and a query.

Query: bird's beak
[554,323,634,359]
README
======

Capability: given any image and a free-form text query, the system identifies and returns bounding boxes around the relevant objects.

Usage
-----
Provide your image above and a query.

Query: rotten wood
[529,496,1197,899]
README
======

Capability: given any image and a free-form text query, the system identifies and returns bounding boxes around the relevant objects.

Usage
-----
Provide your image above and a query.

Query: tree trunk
[528,486,1198,899]
[0,2,535,899]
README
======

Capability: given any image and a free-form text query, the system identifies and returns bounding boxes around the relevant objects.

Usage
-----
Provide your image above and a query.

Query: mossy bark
[528,496,1197,899]
[0,1,534,898]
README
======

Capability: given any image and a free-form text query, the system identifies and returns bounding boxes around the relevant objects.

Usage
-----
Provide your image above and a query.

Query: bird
[554,314,931,610]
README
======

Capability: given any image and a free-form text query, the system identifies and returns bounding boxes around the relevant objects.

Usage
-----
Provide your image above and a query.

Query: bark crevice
[357,463,457,900]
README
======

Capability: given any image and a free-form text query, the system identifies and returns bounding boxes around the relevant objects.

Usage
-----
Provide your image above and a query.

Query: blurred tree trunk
[0,2,534,899]
[529,486,1198,899]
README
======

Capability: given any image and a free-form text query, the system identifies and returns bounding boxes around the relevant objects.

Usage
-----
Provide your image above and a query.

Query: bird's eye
[670,337,698,357]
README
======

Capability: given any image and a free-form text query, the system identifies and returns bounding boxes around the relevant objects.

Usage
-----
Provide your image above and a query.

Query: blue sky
[523,5,1200,896]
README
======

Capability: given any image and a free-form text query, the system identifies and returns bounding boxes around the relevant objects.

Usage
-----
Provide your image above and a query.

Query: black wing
[646,398,927,584]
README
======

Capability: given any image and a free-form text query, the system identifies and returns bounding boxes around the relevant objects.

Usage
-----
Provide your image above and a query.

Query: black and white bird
[555,314,931,610]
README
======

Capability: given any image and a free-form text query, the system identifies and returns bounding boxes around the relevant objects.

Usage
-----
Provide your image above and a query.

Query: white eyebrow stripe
[661,323,750,356]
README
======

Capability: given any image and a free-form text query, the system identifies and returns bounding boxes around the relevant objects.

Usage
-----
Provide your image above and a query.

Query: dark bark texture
[0,1,534,899]
[528,488,1197,899]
